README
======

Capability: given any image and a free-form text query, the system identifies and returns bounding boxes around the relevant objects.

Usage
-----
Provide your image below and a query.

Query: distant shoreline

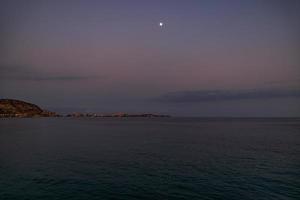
[0,99,170,118]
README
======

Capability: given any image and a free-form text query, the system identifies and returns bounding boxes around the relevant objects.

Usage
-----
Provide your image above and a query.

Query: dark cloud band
[0,65,100,82]
[158,89,300,103]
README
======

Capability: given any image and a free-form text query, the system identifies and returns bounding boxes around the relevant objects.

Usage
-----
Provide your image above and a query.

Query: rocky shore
[0,99,170,118]
[0,99,60,118]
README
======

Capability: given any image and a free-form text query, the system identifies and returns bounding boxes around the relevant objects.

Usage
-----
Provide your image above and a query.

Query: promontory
[0,99,59,118]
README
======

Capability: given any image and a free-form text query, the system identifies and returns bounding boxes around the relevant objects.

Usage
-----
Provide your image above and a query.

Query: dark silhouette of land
[0,99,59,117]
[0,99,170,118]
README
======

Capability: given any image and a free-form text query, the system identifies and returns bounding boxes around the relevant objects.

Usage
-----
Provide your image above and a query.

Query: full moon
[159,22,164,27]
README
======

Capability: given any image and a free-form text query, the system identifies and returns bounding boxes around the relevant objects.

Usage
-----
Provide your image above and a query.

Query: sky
[1,0,300,116]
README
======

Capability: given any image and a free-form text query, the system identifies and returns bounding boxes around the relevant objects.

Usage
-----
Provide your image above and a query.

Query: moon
[159,22,164,27]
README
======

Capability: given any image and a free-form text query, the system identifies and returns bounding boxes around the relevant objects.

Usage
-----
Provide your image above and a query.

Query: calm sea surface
[0,118,299,200]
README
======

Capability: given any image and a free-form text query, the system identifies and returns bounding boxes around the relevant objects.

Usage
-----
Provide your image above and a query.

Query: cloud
[15,75,98,81]
[157,89,300,103]
[0,65,101,82]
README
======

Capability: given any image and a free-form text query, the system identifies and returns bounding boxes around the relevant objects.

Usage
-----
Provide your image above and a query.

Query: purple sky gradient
[1,0,300,116]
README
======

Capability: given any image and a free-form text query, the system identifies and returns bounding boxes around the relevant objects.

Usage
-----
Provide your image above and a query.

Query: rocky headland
[0,99,59,118]
[0,99,170,118]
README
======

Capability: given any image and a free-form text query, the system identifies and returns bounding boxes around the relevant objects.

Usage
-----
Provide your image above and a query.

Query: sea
[0,118,299,200]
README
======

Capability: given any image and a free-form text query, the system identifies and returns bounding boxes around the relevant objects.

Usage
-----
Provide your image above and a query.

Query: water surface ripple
[0,118,299,199]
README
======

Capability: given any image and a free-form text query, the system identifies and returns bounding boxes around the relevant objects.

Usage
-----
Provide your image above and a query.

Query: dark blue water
[0,118,299,200]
